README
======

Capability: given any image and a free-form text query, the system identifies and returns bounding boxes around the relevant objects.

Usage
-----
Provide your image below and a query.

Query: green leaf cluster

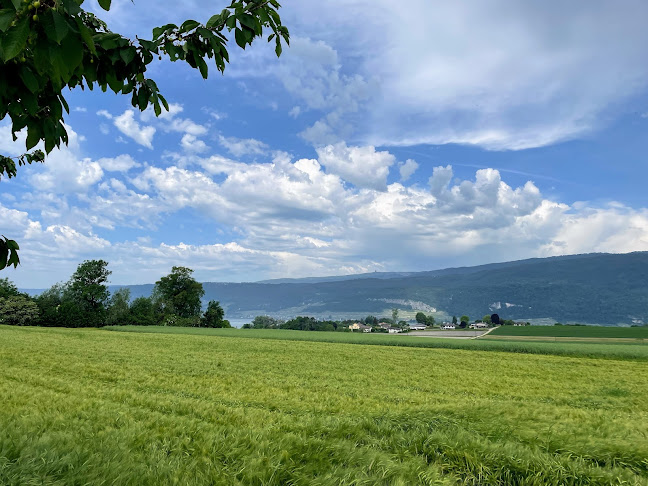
[0,237,20,270]
[0,149,44,180]
[1,0,288,158]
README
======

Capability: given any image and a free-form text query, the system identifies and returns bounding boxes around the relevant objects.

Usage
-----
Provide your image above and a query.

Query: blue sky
[2,0,648,287]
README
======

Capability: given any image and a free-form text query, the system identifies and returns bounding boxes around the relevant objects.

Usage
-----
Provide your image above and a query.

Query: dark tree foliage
[106,287,130,325]
[0,276,20,298]
[56,299,87,327]
[201,300,230,328]
[364,315,378,325]
[67,259,111,326]
[129,296,157,326]
[279,316,342,332]
[250,315,280,328]
[415,312,435,326]
[34,282,64,326]
[154,266,204,318]
[490,313,500,325]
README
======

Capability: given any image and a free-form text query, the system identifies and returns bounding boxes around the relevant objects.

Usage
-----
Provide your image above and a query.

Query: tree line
[0,261,230,328]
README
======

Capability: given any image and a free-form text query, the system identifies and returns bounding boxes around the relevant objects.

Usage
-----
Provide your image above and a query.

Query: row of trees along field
[416,312,526,328]
[0,261,230,328]
[243,316,356,331]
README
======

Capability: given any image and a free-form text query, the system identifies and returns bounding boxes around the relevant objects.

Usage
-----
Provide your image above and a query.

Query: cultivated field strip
[107,326,648,361]
[490,326,648,339]
[1,326,647,485]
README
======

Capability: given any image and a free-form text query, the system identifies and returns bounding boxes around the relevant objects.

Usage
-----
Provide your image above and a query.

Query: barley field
[107,325,648,360]
[1,325,647,485]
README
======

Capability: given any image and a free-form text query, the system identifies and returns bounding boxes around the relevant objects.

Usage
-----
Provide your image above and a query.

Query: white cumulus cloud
[114,110,156,149]
[316,143,395,190]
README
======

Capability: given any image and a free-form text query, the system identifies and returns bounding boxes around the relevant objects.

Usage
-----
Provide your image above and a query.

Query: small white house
[469,322,489,329]
[387,327,402,334]
[441,324,455,330]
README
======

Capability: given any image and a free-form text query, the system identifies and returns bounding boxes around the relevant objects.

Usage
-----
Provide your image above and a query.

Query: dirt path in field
[407,329,491,339]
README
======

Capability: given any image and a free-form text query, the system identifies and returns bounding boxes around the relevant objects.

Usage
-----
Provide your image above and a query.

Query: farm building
[409,323,427,331]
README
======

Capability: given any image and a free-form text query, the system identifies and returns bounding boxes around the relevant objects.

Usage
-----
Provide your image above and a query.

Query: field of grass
[105,326,648,361]
[490,325,648,339]
[1,325,648,484]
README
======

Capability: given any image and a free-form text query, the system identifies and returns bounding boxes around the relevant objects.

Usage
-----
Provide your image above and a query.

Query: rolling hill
[108,252,648,325]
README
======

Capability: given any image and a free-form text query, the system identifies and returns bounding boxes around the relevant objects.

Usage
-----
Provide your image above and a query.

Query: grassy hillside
[1,325,647,484]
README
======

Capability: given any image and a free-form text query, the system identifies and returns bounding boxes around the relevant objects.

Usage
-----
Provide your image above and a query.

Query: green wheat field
[1,325,647,485]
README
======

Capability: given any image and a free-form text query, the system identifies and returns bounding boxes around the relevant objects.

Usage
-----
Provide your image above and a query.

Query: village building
[408,323,427,331]
[349,322,372,332]
[469,322,489,329]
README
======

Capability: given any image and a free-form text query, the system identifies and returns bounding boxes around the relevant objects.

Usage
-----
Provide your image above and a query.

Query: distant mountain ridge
[22,252,648,325]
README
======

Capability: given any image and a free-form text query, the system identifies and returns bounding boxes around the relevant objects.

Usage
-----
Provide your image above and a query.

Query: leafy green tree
[490,313,500,325]
[416,312,435,326]
[251,315,279,329]
[67,259,111,326]
[154,266,204,318]
[0,0,289,267]
[391,308,399,324]
[0,295,39,325]
[452,315,458,325]
[201,300,230,328]
[364,315,378,326]
[34,282,64,326]
[460,315,469,324]
[129,296,157,326]
[0,277,20,298]
[281,316,317,331]
[482,314,492,325]
[107,287,131,326]
[56,299,86,327]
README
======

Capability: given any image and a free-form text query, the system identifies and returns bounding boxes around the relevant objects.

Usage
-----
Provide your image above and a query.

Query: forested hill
[109,252,648,325]
[23,252,648,325]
